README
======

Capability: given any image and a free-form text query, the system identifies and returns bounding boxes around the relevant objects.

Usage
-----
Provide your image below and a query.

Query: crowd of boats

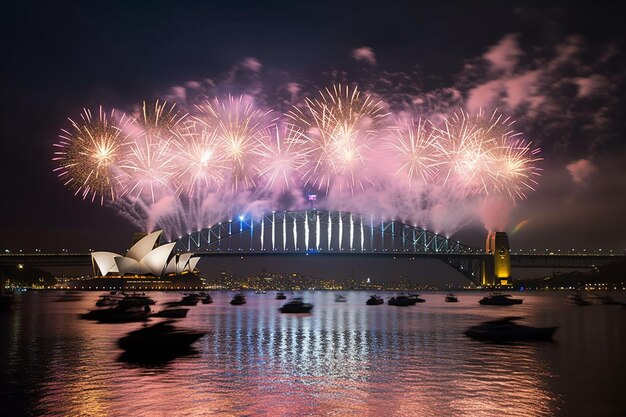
[1,289,623,353]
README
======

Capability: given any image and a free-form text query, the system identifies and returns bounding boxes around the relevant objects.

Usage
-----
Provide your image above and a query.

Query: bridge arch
[173,210,486,284]
[173,210,476,255]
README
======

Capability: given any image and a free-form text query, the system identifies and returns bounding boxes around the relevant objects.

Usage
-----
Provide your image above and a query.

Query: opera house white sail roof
[91,230,199,278]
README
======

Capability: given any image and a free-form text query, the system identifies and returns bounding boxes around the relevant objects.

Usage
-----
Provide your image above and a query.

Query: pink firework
[253,124,310,192]
[286,84,387,192]
[171,120,228,195]
[195,96,273,190]
[436,109,541,199]
[117,101,182,202]
[385,118,444,185]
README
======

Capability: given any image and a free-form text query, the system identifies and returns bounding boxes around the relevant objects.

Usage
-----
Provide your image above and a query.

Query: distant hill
[514,260,626,290]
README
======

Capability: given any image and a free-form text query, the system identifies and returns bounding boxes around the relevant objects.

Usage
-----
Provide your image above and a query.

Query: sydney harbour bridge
[1,209,624,286]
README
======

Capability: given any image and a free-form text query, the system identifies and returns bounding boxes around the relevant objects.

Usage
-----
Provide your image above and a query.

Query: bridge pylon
[483,232,512,286]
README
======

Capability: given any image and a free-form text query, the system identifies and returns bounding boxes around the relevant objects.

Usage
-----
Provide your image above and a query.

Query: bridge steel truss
[173,209,486,283]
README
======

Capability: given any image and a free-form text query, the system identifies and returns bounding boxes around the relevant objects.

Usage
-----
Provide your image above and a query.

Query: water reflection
[118,347,200,367]
[4,291,624,416]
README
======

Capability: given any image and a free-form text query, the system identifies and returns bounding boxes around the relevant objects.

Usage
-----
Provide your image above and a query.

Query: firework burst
[53,107,130,204]
[117,123,177,203]
[53,84,542,238]
[385,118,444,185]
[253,124,310,192]
[436,109,541,199]
[195,96,273,190]
[171,120,227,196]
[490,136,543,200]
[287,84,387,192]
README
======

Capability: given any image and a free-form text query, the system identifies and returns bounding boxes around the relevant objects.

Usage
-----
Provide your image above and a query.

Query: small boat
[407,293,426,303]
[366,295,384,305]
[177,294,200,306]
[464,316,558,342]
[117,292,156,308]
[479,293,523,305]
[445,293,459,302]
[275,292,287,300]
[279,297,313,313]
[335,294,347,302]
[199,293,213,304]
[230,293,246,305]
[80,305,151,323]
[388,295,415,306]
[95,294,122,307]
[151,306,189,318]
[118,320,205,351]
[569,293,592,306]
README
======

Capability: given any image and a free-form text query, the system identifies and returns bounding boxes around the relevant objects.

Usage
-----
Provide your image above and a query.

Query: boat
[279,297,313,313]
[445,293,459,302]
[407,293,426,303]
[230,293,246,305]
[118,320,205,351]
[275,292,287,300]
[366,295,384,305]
[479,293,523,305]
[335,294,347,302]
[199,292,213,304]
[569,293,592,306]
[388,295,415,306]
[177,294,200,306]
[464,316,558,342]
[95,294,122,306]
[117,292,156,308]
[80,305,151,323]
[254,289,266,294]
[151,306,190,318]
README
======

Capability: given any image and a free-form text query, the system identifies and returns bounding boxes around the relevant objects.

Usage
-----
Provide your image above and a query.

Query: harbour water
[1,291,624,416]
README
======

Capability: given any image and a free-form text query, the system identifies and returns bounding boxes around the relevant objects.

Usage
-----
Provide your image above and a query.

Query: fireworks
[253,124,310,192]
[386,118,443,185]
[195,96,273,190]
[435,109,542,200]
[287,84,387,192]
[171,120,227,195]
[52,84,542,237]
[53,107,130,204]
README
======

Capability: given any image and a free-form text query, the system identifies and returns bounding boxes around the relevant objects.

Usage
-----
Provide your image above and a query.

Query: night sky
[2,1,625,282]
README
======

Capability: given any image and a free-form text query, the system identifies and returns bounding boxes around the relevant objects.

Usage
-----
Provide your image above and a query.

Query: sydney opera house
[68,231,205,290]
[91,230,200,278]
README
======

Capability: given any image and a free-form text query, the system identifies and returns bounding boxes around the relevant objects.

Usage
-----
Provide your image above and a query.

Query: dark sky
[2,1,625,283]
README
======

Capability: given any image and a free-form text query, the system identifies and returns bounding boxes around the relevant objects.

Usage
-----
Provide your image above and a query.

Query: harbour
[1,290,624,416]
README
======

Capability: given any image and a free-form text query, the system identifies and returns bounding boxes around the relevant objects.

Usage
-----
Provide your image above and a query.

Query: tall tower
[485,232,511,285]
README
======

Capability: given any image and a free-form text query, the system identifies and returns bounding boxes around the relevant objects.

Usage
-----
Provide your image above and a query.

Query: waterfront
[1,291,624,416]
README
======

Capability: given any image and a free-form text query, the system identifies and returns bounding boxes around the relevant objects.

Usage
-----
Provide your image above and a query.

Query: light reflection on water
[1,291,624,416]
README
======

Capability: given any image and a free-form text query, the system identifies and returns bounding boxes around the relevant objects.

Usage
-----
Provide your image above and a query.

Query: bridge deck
[0,252,622,268]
